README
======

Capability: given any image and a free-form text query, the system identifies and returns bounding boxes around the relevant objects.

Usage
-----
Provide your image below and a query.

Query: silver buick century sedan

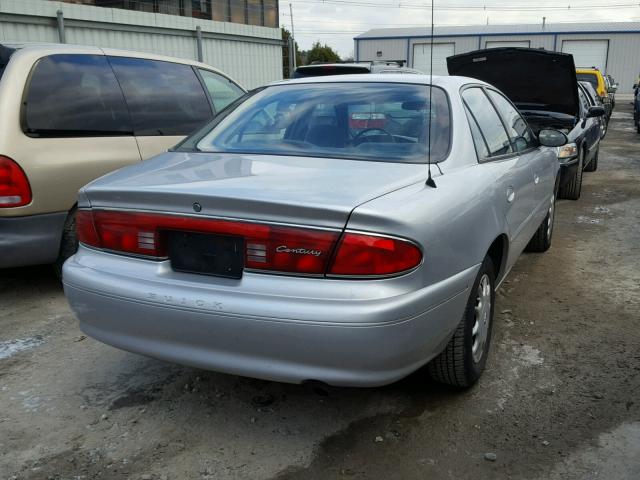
[63,75,565,388]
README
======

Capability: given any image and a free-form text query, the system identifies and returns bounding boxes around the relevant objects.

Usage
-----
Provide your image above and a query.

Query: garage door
[412,43,455,75]
[485,40,530,49]
[562,40,608,72]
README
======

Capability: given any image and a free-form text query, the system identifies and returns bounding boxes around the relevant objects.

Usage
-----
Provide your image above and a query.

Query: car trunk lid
[82,152,430,229]
[447,47,580,118]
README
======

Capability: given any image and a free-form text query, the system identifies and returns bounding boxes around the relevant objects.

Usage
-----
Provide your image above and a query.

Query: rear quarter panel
[347,161,512,290]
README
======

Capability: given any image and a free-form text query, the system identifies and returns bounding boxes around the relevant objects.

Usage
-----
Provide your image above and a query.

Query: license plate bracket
[167,231,244,279]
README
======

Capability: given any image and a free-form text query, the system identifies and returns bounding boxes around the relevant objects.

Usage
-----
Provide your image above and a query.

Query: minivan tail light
[0,156,32,207]
[76,210,340,275]
[328,232,422,276]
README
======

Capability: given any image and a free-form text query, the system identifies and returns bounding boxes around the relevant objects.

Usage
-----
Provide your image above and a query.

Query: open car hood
[447,48,579,118]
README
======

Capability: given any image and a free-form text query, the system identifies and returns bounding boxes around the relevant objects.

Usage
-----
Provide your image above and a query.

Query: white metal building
[0,0,283,89]
[355,22,640,92]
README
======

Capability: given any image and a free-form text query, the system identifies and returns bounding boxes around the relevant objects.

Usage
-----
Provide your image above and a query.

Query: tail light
[328,232,422,276]
[0,156,32,207]
[77,210,423,278]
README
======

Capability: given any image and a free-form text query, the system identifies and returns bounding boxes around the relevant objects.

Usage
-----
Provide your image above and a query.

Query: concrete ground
[1,104,639,480]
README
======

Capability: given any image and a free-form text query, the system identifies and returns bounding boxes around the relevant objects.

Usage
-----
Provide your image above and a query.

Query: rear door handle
[507,187,515,203]
[534,175,540,185]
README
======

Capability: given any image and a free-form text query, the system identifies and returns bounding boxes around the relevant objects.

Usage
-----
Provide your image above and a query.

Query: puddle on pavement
[0,337,44,360]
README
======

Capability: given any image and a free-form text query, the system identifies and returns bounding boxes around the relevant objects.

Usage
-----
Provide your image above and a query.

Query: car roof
[576,68,603,75]
[0,41,241,85]
[269,73,486,89]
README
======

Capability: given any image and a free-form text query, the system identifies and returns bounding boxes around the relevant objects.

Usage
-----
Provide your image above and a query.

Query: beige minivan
[0,43,245,274]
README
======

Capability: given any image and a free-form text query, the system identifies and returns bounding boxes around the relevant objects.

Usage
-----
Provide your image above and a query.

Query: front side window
[578,89,590,115]
[24,54,132,136]
[109,57,212,136]
[198,69,245,113]
[192,83,452,163]
[462,88,513,158]
[487,90,535,152]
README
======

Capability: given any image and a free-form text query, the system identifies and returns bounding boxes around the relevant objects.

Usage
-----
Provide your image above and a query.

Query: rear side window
[24,54,132,136]
[109,57,212,136]
[486,90,535,152]
[198,69,244,113]
[462,88,513,158]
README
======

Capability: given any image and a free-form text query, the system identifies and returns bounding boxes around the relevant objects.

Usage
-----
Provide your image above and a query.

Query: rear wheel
[53,209,78,279]
[427,256,495,388]
[559,151,583,200]
[584,148,599,172]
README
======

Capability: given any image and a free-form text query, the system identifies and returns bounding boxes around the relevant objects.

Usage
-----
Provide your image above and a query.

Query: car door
[485,88,555,229]
[461,87,537,257]
[107,56,214,159]
[578,88,600,159]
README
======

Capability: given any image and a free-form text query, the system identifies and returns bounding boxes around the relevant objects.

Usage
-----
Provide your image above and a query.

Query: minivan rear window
[23,54,133,137]
[108,57,212,136]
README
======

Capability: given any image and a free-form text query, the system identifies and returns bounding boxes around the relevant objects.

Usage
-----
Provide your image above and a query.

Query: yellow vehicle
[576,68,612,118]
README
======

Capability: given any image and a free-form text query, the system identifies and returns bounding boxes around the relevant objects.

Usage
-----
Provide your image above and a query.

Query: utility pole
[289,3,297,69]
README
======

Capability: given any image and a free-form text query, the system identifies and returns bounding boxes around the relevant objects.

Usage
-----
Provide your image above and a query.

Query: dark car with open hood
[448,47,605,200]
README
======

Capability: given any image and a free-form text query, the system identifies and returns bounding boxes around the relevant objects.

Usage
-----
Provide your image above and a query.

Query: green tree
[282,27,302,78]
[306,41,341,64]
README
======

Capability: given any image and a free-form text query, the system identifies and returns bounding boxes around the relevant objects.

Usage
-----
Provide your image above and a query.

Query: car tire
[584,148,599,172]
[558,151,583,200]
[525,179,557,253]
[427,256,496,388]
[53,209,78,279]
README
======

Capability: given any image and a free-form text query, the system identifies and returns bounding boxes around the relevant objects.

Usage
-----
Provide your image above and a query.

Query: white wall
[0,0,283,88]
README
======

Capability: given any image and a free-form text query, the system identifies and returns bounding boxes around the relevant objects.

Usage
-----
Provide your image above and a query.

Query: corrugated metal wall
[0,0,283,89]
[357,38,407,63]
[357,30,640,91]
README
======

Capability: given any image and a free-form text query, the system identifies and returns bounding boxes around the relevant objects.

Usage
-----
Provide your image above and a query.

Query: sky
[279,0,640,58]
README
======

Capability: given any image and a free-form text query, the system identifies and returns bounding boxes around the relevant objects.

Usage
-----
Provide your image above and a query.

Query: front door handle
[507,187,515,203]
[534,175,540,185]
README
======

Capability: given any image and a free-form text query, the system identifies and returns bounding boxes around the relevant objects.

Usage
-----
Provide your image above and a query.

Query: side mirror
[587,106,606,118]
[538,129,568,147]
[607,86,617,93]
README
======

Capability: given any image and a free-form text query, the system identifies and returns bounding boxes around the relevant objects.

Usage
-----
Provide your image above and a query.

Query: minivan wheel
[584,148,599,172]
[53,209,78,279]
[427,256,495,388]
[559,151,583,200]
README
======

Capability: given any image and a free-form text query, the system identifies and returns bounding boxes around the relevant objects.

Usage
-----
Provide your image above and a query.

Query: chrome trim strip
[78,207,343,232]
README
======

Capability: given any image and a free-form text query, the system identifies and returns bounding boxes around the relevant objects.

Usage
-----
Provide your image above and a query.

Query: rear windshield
[293,65,370,78]
[193,82,451,163]
[577,73,599,90]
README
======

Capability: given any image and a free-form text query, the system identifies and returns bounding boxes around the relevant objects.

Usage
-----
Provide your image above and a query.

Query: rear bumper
[63,246,478,387]
[0,212,67,268]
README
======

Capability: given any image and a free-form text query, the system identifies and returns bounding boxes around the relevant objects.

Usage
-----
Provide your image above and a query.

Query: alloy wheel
[471,274,492,364]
